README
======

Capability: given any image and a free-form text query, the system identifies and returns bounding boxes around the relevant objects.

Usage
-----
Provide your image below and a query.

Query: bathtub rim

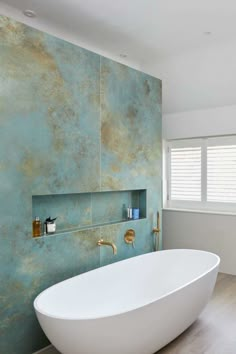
[34,249,220,321]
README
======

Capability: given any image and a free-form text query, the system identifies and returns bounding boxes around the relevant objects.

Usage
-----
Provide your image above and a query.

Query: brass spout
[97,239,117,255]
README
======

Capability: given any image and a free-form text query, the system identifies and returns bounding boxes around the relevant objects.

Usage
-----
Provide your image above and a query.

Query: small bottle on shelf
[32,216,41,237]
[127,206,133,220]
[44,216,57,234]
[133,208,140,220]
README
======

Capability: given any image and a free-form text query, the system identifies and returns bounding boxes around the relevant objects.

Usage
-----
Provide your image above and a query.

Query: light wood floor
[157,273,236,354]
[43,273,236,354]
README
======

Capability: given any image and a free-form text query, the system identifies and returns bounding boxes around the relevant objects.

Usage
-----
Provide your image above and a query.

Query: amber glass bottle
[32,217,41,237]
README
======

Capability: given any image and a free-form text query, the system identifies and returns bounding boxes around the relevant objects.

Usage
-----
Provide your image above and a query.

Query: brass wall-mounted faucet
[97,239,117,255]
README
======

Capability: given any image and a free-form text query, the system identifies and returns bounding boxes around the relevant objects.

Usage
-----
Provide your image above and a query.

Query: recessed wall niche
[32,189,146,237]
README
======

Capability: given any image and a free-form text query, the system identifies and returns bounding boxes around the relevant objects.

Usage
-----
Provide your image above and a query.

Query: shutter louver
[170,147,201,201]
[207,145,236,203]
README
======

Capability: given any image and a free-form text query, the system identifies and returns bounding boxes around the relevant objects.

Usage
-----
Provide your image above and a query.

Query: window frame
[164,136,236,212]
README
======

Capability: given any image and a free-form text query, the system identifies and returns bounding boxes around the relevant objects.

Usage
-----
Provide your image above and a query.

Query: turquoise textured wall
[0,16,162,353]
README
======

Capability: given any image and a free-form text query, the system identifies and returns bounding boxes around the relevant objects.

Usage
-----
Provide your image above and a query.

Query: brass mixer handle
[153,228,160,233]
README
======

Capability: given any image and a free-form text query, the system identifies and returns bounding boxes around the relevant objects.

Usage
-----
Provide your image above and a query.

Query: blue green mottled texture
[0,15,162,354]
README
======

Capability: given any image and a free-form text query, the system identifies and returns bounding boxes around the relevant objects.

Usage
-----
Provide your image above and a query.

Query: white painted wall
[163,104,236,140]
[163,210,236,275]
[162,105,236,275]
[149,39,236,114]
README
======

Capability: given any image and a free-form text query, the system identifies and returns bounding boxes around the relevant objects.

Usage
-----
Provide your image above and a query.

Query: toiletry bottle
[32,216,41,237]
[127,206,133,219]
[133,208,140,220]
[129,206,133,219]
[127,206,130,219]
[45,216,57,234]
[122,204,127,220]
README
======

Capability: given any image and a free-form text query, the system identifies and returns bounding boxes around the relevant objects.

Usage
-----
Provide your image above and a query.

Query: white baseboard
[33,344,53,354]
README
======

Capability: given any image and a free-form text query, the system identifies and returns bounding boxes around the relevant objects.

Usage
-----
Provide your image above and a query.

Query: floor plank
[42,273,236,354]
[156,273,236,354]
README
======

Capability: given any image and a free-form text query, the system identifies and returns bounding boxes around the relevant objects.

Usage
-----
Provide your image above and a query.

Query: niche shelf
[32,189,146,237]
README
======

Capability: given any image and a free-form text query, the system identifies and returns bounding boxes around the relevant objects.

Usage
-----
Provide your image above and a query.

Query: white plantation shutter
[207,144,236,203]
[166,136,236,211]
[170,146,201,201]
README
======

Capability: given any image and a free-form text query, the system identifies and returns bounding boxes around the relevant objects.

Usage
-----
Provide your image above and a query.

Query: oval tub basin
[34,249,220,354]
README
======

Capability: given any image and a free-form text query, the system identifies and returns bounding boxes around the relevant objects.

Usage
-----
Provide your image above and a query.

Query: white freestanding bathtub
[34,249,220,354]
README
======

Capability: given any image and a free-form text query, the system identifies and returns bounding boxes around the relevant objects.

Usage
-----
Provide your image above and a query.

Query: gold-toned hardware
[124,229,135,244]
[153,211,161,234]
[153,212,161,251]
[153,227,160,233]
[97,239,117,255]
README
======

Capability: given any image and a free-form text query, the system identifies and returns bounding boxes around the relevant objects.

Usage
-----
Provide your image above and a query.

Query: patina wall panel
[0,15,162,353]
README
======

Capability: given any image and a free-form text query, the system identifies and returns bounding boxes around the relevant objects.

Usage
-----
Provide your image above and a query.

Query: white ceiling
[1,0,236,113]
